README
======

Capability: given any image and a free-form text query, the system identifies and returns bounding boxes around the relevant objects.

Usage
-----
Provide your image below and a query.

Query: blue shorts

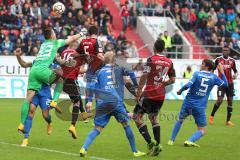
[32,94,52,111]
[85,72,97,103]
[94,102,129,127]
[179,102,206,127]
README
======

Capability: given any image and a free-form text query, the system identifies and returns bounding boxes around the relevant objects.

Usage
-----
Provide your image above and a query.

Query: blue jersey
[95,64,135,105]
[180,71,228,108]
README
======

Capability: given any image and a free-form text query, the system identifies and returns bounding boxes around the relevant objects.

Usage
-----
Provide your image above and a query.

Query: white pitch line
[0,141,112,160]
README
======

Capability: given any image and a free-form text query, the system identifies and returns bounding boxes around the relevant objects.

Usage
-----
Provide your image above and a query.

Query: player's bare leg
[226,97,234,126]
[209,97,223,125]
[184,127,206,148]
[42,110,53,135]
[133,113,154,154]
[21,104,37,147]
[18,90,36,134]
[149,114,162,156]
[121,122,146,157]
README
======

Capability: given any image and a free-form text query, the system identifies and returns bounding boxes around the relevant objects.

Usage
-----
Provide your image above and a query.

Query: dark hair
[203,59,215,71]
[154,39,165,53]
[88,25,98,35]
[43,27,53,39]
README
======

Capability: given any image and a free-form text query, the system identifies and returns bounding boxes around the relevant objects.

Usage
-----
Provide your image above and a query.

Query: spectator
[41,3,50,19]
[172,30,183,58]
[34,29,45,43]
[76,10,85,26]
[132,59,144,72]
[30,2,41,19]
[208,8,218,24]
[22,2,31,16]
[117,31,127,44]
[232,28,240,40]
[10,0,22,17]
[161,31,172,58]
[125,41,139,58]
[65,11,77,28]
[2,49,10,56]
[198,8,208,19]
[23,38,33,55]
[183,66,193,79]
[120,1,129,31]
[180,5,190,30]
[9,29,17,43]
[72,0,82,9]
[30,46,38,56]
[129,4,138,28]
[14,38,24,50]
[0,29,5,44]
[227,10,237,23]
[189,9,197,27]
[1,36,14,53]
[217,8,226,20]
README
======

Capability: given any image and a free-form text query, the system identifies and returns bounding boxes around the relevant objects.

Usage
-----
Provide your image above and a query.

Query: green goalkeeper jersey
[32,39,66,68]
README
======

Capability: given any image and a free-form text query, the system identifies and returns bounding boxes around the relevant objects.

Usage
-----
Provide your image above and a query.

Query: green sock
[53,81,63,101]
[21,101,30,124]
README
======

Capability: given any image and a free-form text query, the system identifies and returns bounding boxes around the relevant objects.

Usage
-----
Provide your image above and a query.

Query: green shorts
[27,67,56,92]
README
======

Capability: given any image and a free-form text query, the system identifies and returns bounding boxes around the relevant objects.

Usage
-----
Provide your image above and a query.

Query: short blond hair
[104,51,116,64]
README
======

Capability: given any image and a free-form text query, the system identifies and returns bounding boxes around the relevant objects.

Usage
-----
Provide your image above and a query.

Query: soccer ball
[80,28,88,37]
[52,2,65,16]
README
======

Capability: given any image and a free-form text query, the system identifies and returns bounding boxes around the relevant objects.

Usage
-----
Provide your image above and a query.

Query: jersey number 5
[199,78,209,93]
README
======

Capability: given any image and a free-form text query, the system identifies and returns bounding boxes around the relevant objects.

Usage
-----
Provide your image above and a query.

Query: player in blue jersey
[79,51,146,157]
[168,59,228,147]
[14,48,58,147]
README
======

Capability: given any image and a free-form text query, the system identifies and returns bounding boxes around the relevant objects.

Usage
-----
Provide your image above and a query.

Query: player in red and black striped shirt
[57,41,86,139]
[209,47,238,126]
[133,39,176,156]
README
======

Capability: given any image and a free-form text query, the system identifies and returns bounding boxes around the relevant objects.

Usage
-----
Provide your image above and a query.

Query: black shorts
[133,97,164,116]
[217,83,234,98]
[63,78,82,103]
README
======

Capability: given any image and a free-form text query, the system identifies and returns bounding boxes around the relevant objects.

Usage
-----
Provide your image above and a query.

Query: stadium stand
[1,0,240,58]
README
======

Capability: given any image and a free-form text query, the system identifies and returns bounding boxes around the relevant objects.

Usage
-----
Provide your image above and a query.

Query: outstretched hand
[14,48,23,56]
[177,90,182,95]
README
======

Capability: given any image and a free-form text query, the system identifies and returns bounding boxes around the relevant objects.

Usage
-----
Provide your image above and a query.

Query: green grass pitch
[0,99,240,160]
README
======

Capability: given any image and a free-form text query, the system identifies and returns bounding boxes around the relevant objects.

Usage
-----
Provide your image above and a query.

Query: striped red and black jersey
[215,56,237,84]
[76,37,104,72]
[142,54,176,100]
[60,48,85,80]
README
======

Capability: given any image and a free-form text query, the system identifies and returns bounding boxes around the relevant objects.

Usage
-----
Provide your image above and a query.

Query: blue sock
[170,121,182,141]
[82,128,100,150]
[44,114,52,124]
[24,116,33,138]
[124,125,137,153]
[188,130,203,142]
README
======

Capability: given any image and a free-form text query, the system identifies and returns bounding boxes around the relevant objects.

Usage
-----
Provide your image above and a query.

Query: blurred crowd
[0,0,139,58]
[1,0,240,57]
[120,0,240,55]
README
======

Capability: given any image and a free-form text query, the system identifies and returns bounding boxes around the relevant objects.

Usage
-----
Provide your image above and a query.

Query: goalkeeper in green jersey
[18,27,83,133]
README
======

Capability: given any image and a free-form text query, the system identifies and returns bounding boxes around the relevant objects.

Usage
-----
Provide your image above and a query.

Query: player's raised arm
[177,72,197,95]
[163,63,176,86]
[216,63,228,87]
[232,60,238,79]
[122,67,138,96]
[65,33,82,45]
[14,48,32,68]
